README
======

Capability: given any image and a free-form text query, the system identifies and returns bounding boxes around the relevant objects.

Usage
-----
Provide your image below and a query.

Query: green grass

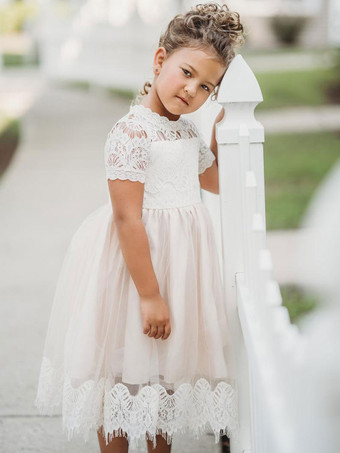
[0,111,16,135]
[107,87,136,100]
[264,130,340,229]
[2,52,39,67]
[0,112,20,180]
[280,284,319,324]
[60,80,91,90]
[255,67,339,110]
[60,82,135,101]
[1,117,20,138]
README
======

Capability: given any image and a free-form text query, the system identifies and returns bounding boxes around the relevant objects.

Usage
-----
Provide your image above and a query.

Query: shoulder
[104,108,151,182]
[106,106,152,146]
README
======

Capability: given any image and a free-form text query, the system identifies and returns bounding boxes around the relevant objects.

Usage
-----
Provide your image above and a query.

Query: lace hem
[106,168,146,183]
[35,357,239,449]
[199,148,216,175]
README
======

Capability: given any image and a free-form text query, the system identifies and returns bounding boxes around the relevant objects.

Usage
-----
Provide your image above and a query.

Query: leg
[146,433,172,453]
[220,434,230,453]
[97,426,129,453]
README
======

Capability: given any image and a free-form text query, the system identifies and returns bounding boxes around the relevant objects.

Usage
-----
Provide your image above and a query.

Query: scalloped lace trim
[199,142,216,174]
[130,104,188,131]
[35,357,239,449]
[105,168,146,184]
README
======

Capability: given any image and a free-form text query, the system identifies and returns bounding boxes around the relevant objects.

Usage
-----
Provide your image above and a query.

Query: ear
[153,47,167,70]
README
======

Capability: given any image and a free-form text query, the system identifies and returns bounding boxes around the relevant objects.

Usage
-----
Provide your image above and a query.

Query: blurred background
[0,0,339,452]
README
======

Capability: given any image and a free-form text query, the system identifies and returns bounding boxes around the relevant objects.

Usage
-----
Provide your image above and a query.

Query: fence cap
[217,54,263,104]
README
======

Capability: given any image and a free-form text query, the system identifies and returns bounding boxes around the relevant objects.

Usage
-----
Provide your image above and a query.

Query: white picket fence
[192,55,309,453]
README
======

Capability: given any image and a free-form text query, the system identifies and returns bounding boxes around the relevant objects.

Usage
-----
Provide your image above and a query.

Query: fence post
[216,54,265,453]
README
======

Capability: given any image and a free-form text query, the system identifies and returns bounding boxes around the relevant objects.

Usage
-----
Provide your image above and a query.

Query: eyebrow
[185,64,216,88]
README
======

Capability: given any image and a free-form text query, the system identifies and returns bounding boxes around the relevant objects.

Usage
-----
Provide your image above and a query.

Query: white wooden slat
[200,54,308,453]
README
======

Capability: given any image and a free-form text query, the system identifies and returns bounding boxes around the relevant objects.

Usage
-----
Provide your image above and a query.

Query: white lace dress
[34,103,238,449]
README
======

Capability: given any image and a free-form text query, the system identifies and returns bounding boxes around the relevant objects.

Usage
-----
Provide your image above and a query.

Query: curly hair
[138,2,245,101]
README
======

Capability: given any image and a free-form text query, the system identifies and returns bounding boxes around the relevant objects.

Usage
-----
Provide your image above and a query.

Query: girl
[34,2,245,452]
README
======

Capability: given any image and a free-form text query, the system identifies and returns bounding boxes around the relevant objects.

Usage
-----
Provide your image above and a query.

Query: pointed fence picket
[194,54,307,453]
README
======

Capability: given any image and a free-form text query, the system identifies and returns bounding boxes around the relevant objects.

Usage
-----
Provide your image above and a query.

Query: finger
[162,320,171,340]
[143,323,151,335]
[155,325,164,340]
[148,325,158,338]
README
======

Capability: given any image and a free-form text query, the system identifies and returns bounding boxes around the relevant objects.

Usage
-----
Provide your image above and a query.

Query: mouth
[176,96,189,106]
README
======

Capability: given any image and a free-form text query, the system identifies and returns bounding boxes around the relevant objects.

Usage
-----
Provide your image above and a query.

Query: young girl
[34,2,245,452]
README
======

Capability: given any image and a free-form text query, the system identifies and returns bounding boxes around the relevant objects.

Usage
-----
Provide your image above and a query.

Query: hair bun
[186,2,244,40]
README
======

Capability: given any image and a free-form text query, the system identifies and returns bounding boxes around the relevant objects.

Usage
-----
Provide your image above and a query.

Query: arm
[104,119,172,339]
[108,178,159,298]
[108,178,171,340]
[198,107,225,195]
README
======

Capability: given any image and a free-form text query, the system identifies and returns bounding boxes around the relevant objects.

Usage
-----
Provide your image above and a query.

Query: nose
[184,81,197,98]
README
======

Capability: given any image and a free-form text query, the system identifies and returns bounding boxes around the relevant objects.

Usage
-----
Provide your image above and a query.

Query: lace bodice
[104,104,216,209]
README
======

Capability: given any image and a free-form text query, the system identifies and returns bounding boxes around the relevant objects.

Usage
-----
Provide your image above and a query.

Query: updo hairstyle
[138,2,245,102]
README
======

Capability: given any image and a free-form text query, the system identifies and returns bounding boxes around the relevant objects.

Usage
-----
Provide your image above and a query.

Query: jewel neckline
[131,104,183,125]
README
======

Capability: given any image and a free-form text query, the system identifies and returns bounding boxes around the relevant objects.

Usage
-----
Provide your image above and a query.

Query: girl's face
[148,46,226,120]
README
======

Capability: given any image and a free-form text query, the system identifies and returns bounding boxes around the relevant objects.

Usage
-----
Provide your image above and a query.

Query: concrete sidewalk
[257,104,340,134]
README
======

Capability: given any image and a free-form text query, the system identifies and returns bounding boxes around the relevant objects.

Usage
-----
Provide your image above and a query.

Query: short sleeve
[104,117,150,183]
[188,119,216,175]
[198,135,216,175]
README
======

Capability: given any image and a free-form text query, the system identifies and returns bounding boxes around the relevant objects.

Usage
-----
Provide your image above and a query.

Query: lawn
[0,112,20,178]
[2,52,39,66]
[255,66,339,110]
[280,284,319,325]
[264,129,340,229]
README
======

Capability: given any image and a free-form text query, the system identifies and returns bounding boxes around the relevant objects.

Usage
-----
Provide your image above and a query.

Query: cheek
[195,91,210,106]
[158,75,180,97]
[162,68,181,85]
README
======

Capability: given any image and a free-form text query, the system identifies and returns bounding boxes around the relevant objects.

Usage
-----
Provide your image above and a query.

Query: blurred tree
[269,14,309,46]
[0,0,38,34]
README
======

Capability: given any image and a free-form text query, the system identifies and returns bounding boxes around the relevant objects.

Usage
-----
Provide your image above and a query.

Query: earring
[155,68,159,73]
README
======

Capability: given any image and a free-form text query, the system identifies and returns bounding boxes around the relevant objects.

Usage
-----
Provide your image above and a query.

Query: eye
[182,68,191,77]
[182,68,210,92]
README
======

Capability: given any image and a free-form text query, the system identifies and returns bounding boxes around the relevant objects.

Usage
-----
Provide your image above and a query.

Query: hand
[139,293,171,340]
[211,107,225,149]
[215,106,225,124]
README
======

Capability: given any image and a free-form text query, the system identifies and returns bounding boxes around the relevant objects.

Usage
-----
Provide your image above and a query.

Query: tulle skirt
[34,201,238,449]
